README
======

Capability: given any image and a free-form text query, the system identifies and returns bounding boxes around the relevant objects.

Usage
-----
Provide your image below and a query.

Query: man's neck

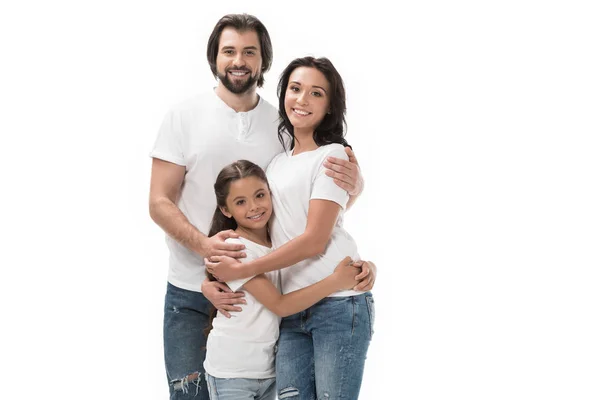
[215,83,259,112]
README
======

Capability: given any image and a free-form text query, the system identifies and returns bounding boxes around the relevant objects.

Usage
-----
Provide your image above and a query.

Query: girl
[207,57,375,400]
[203,159,361,400]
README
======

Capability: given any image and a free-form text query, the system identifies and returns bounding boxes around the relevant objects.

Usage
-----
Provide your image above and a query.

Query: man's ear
[219,206,232,219]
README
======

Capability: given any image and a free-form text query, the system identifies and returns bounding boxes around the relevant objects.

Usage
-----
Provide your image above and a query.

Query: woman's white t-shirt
[203,237,281,379]
[266,143,361,297]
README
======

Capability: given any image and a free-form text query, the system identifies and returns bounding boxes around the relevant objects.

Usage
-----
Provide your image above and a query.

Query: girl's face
[284,66,330,134]
[221,176,272,230]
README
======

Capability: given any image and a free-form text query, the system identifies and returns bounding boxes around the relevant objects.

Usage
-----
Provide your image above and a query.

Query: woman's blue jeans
[275,292,375,400]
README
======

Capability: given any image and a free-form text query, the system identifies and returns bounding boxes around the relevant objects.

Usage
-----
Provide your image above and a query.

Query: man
[149,13,375,399]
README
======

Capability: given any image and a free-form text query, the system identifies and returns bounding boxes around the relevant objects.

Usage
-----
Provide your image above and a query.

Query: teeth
[294,109,310,116]
[230,71,246,76]
[248,213,264,220]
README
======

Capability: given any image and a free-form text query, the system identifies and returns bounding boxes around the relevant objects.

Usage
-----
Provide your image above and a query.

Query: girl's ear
[219,206,232,219]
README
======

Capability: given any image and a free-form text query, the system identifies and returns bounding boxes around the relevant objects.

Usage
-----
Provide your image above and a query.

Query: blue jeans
[164,282,213,399]
[205,374,276,400]
[276,292,375,400]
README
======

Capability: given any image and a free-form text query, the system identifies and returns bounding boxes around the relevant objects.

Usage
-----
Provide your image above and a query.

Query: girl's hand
[353,260,377,291]
[205,255,246,282]
[332,256,362,291]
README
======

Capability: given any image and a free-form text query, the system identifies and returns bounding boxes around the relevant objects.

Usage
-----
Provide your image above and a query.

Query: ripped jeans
[276,292,375,400]
[164,282,212,399]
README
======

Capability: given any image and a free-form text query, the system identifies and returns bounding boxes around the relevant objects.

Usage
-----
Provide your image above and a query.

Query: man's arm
[149,158,246,317]
[149,158,245,258]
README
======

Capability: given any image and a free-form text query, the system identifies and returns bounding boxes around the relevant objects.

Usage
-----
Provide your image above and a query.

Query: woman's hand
[332,256,362,291]
[205,255,247,282]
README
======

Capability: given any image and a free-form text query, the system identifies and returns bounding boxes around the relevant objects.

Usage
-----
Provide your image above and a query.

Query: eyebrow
[290,81,328,94]
[232,189,265,202]
[221,45,259,51]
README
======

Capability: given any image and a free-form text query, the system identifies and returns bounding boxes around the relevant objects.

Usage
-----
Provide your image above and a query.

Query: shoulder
[319,143,348,161]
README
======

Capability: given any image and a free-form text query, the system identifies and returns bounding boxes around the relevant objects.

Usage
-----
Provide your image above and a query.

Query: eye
[223,49,234,55]
[257,192,264,198]
[235,199,245,206]
[311,91,323,97]
[289,85,300,92]
[244,50,256,56]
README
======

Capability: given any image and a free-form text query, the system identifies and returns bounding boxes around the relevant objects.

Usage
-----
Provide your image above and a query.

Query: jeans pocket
[365,295,375,338]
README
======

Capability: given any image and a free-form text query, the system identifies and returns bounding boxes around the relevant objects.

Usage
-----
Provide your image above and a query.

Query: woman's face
[284,66,331,134]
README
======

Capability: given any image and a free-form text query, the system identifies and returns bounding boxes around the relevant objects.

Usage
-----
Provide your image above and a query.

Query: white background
[1,0,599,399]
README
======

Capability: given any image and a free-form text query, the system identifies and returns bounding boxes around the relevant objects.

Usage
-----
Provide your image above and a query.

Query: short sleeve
[224,238,260,292]
[310,145,350,210]
[149,109,186,166]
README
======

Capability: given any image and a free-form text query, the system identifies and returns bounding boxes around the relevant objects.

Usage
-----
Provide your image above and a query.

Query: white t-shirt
[267,143,361,297]
[204,237,281,379]
[150,90,282,292]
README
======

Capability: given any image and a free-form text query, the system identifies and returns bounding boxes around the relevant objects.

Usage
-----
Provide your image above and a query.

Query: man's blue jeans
[164,282,212,399]
[276,292,375,400]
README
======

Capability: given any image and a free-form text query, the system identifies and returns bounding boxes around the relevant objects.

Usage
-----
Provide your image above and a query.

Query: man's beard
[218,68,259,94]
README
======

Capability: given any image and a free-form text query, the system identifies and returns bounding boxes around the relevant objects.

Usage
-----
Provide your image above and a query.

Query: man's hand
[201,230,246,259]
[205,255,246,282]
[353,260,377,292]
[201,279,246,318]
[323,147,364,196]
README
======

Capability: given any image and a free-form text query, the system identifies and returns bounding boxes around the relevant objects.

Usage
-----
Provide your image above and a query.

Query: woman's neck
[235,225,271,247]
[292,130,318,155]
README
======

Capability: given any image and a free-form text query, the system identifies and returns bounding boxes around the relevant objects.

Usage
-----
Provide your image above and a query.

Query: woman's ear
[219,206,232,219]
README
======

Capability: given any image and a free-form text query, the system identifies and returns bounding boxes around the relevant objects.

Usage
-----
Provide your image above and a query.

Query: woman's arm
[207,198,341,282]
[243,257,358,317]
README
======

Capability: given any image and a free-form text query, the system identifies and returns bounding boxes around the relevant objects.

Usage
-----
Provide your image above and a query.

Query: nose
[233,52,245,68]
[296,90,308,106]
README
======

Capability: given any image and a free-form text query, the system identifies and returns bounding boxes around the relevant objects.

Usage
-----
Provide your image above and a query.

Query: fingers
[217,229,240,239]
[217,297,247,306]
[218,309,232,318]
[353,273,373,291]
[344,147,359,165]
[216,242,246,252]
[214,250,247,258]
[212,281,233,293]
[332,178,354,193]
[354,262,370,281]
[324,157,353,174]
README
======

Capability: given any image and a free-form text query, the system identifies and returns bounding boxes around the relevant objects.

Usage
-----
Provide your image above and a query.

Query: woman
[207,56,375,400]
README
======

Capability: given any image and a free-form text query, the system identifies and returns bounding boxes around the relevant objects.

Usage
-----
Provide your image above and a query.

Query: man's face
[216,27,262,94]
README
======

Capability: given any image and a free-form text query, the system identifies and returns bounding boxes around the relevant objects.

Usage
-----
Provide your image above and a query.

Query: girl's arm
[243,256,358,317]
[208,198,341,282]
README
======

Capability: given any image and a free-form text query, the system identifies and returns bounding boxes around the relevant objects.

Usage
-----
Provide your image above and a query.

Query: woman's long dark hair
[204,160,270,337]
[277,56,351,151]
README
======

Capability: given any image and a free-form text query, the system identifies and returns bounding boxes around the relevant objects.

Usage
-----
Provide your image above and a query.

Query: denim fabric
[276,292,374,400]
[164,282,213,399]
[205,373,276,400]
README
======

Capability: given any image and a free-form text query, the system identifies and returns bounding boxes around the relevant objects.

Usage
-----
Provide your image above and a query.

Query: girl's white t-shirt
[203,237,281,379]
[266,143,362,297]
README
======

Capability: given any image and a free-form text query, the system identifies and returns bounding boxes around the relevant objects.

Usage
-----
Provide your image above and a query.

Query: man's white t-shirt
[150,91,282,292]
[267,143,361,297]
[204,237,281,379]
